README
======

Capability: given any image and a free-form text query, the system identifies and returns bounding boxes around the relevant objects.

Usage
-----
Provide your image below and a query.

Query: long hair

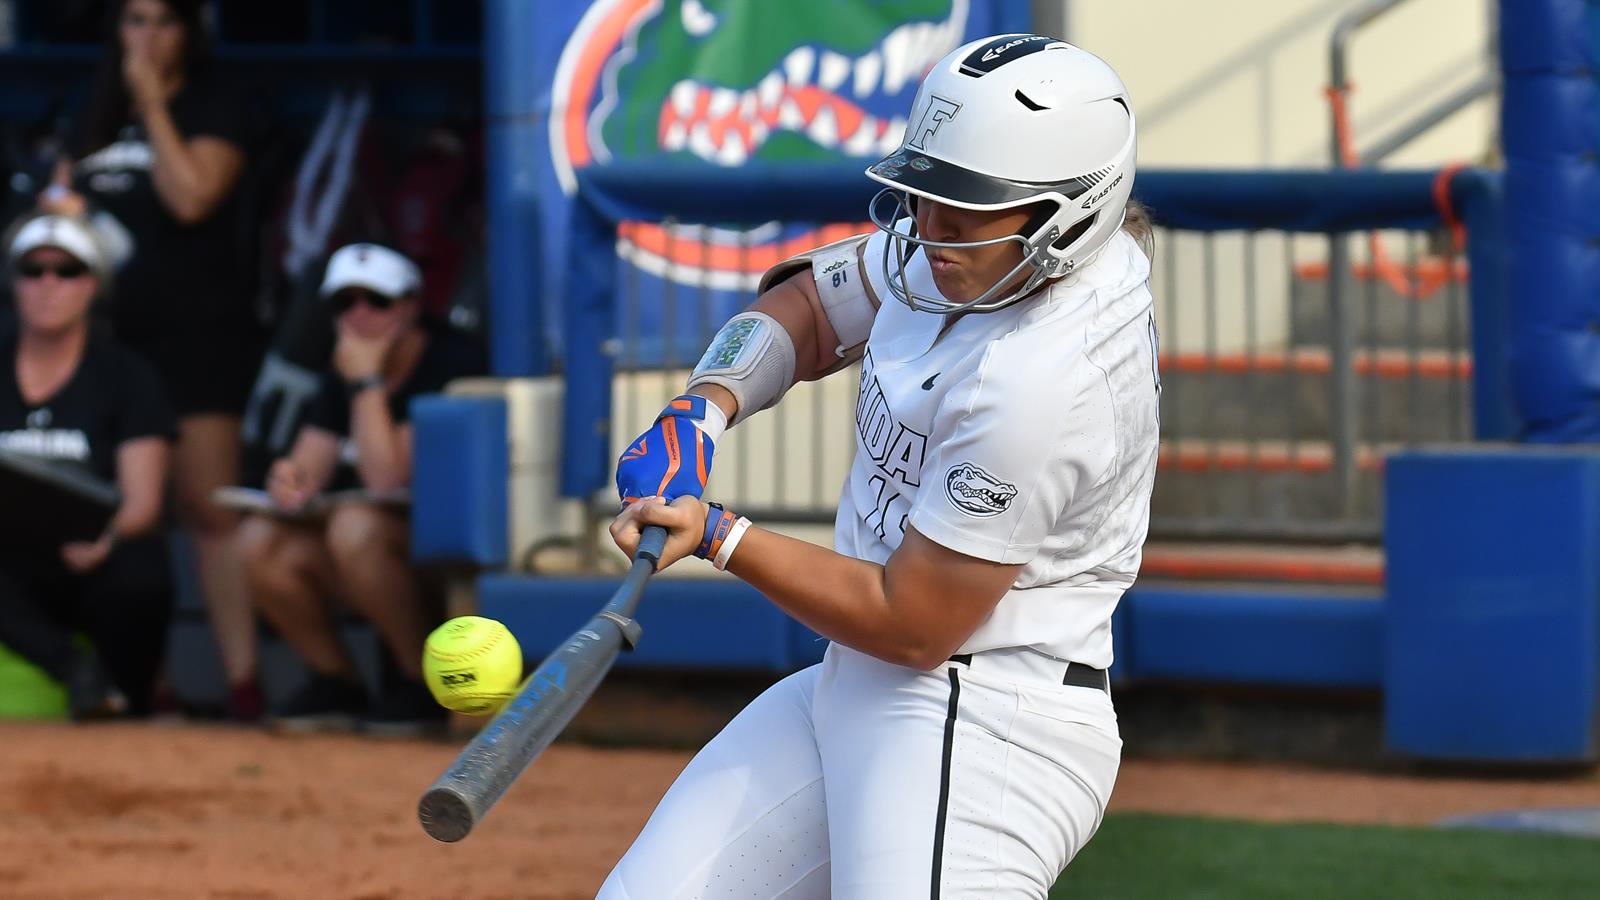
[73,0,211,158]
[1122,198,1154,262]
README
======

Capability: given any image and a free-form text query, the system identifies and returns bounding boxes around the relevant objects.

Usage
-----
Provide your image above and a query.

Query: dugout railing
[559,165,1508,547]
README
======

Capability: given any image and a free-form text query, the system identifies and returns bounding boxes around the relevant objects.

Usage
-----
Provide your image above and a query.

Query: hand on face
[333,316,401,381]
[119,0,184,106]
[122,43,166,106]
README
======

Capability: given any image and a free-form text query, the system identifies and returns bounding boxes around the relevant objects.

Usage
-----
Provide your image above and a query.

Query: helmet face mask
[867,187,1066,315]
[864,34,1137,315]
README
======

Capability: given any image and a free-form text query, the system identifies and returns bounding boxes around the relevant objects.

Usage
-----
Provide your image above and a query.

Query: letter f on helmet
[907,96,962,151]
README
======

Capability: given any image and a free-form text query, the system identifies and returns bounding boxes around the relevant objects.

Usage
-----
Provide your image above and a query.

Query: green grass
[1050,813,1600,899]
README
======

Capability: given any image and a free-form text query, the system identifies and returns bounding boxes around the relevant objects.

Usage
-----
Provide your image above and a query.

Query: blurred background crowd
[0,0,488,734]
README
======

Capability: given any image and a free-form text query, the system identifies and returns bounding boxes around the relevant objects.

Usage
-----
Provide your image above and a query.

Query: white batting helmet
[864,34,1137,314]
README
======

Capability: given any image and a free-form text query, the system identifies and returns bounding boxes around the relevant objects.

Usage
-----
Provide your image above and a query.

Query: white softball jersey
[838,226,1160,668]
[599,230,1157,900]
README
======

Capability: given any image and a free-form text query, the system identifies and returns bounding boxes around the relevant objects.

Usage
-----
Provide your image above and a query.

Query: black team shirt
[0,326,177,484]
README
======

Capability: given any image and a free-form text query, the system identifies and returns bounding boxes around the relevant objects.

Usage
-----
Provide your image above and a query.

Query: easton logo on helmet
[1081,172,1126,209]
[959,34,1052,76]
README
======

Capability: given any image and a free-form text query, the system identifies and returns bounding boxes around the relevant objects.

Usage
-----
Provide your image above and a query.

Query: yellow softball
[421,616,524,715]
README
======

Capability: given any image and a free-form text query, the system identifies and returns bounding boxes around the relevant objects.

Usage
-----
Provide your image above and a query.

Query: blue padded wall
[1124,587,1382,689]
[479,575,802,672]
[411,394,509,568]
[1501,0,1600,440]
[1386,449,1600,762]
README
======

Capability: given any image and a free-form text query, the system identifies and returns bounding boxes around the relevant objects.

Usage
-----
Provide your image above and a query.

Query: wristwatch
[344,373,386,397]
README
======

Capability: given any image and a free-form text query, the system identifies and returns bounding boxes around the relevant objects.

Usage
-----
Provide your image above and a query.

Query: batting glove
[616,394,723,505]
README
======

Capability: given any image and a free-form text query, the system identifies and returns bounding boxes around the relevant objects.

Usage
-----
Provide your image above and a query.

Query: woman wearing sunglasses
[0,213,177,718]
[236,243,484,735]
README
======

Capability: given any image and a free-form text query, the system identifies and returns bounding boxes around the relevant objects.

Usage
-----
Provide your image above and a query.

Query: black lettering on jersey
[864,401,892,458]
[854,371,928,485]
[852,349,926,543]
[881,425,926,487]
[864,474,911,542]
[958,35,1054,78]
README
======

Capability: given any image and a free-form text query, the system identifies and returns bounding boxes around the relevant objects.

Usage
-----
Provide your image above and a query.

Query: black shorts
[127,324,267,418]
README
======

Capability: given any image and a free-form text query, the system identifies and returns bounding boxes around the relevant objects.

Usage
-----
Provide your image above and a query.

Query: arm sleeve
[111,350,178,444]
[908,348,1117,565]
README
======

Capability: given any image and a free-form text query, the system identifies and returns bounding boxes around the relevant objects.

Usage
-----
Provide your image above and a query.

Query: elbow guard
[758,233,879,358]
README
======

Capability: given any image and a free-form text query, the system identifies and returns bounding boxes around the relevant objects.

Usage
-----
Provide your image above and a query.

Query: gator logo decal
[551,0,970,288]
[945,462,1017,517]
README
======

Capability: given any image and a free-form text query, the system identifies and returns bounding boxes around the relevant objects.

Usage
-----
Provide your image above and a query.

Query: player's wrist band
[344,373,386,397]
[695,502,738,561]
[713,517,752,571]
[658,393,728,443]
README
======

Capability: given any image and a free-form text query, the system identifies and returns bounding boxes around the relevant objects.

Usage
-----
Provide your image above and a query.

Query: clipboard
[0,448,120,547]
[210,485,411,523]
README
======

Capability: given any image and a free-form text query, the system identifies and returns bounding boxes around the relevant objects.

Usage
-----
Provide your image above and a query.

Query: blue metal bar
[561,197,618,498]
[577,165,1466,233]
[482,0,548,376]
[1453,169,1514,440]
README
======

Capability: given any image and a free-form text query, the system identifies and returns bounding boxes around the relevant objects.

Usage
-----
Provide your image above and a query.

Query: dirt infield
[1,722,1596,899]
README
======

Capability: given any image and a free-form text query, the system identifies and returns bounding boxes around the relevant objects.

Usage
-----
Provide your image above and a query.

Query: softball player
[605,34,1158,899]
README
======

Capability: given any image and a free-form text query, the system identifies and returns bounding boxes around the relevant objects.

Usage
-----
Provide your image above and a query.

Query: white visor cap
[320,243,422,300]
[9,215,106,274]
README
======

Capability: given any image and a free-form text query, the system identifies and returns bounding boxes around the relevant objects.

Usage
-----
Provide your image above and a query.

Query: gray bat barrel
[418,526,666,842]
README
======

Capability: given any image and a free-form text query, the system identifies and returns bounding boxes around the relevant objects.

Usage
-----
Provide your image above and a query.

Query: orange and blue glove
[616,394,718,505]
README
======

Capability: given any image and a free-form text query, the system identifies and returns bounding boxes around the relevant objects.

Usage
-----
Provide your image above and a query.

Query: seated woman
[0,214,176,718]
[237,243,484,735]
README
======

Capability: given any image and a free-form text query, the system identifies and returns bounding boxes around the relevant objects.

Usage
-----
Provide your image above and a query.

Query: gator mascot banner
[532,0,1028,360]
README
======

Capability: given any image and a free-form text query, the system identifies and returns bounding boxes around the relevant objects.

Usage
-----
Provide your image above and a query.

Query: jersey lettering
[853,350,928,542]
[882,426,925,487]
[864,474,911,541]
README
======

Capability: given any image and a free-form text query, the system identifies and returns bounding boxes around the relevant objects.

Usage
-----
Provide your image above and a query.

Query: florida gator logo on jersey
[945,462,1018,517]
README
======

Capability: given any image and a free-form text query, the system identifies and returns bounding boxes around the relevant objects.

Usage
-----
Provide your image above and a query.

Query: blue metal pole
[1455,170,1516,441]
[483,0,548,376]
[560,196,618,499]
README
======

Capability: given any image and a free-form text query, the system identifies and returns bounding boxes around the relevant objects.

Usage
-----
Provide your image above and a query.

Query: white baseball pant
[597,642,1121,899]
